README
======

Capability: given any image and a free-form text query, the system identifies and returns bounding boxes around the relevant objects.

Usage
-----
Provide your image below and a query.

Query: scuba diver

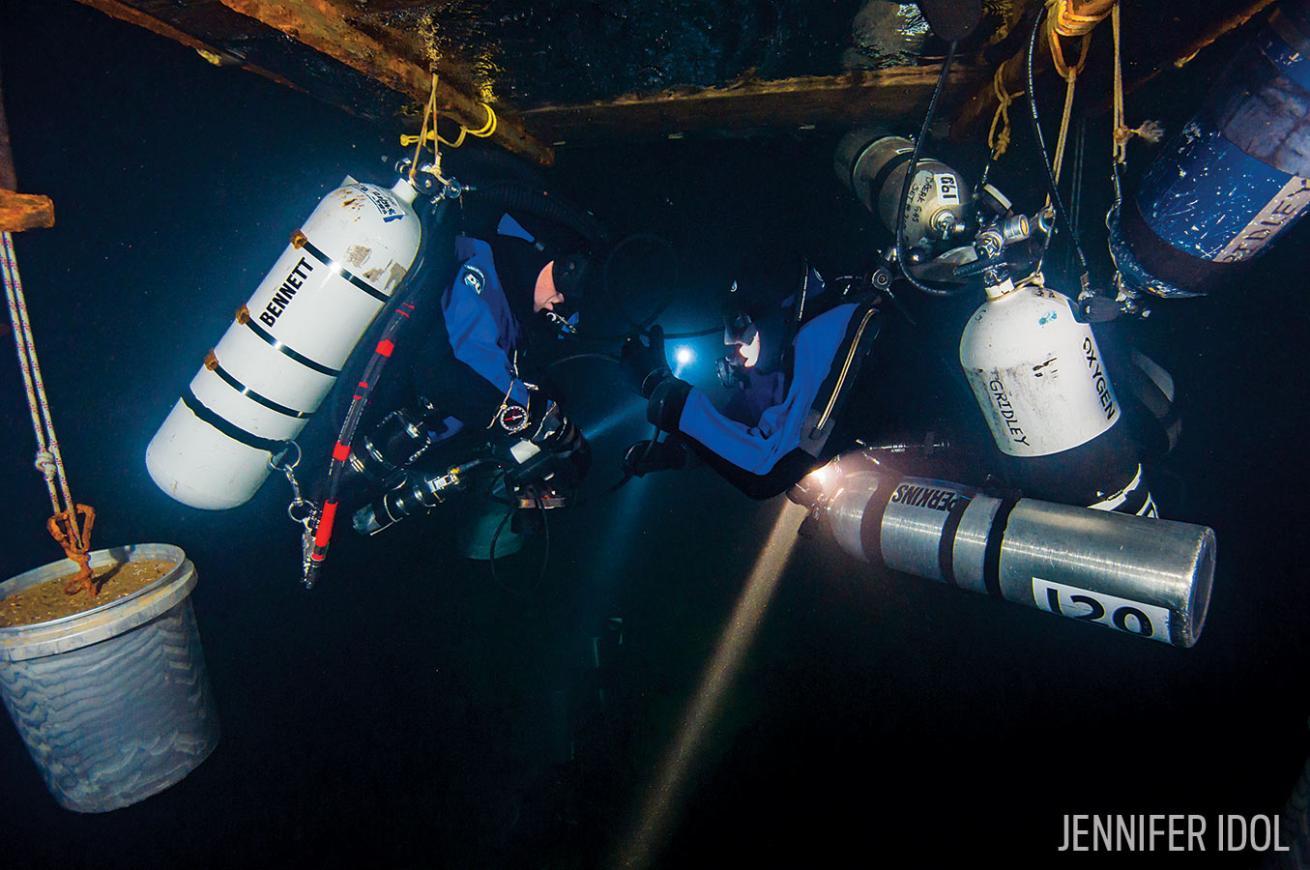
[619,260,882,499]
[334,196,596,560]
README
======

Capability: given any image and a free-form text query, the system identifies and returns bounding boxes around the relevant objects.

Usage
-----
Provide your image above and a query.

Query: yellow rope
[400,76,498,174]
[1046,1,1092,81]
[1045,3,1086,189]
[1111,3,1164,164]
[465,102,498,138]
[988,3,1089,162]
[987,63,1025,159]
[1050,62,1078,185]
[1051,0,1111,37]
[400,74,442,182]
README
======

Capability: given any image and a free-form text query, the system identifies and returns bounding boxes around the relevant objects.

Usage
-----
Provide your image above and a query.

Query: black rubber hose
[893,40,970,298]
[1026,4,1091,282]
[472,181,609,248]
[603,233,679,331]
[303,195,450,587]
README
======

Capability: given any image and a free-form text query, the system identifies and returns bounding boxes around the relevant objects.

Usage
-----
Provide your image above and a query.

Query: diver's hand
[620,325,672,398]
[622,438,691,477]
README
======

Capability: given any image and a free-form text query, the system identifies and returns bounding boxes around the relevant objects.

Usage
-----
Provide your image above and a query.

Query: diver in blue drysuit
[339,211,591,553]
[404,213,587,433]
[620,266,881,498]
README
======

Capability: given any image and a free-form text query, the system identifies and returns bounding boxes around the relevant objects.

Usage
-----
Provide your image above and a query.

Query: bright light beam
[619,499,810,869]
[672,345,695,379]
[581,403,643,444]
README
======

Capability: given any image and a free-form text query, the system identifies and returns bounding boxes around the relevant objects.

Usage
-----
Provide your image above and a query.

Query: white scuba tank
[959,280,1155,516]
[147,176,423,510]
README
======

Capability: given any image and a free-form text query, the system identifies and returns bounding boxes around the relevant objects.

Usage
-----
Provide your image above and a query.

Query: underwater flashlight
[672,344,695,379]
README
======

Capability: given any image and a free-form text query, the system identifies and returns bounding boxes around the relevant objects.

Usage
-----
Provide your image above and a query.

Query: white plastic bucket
[0,543,220,812]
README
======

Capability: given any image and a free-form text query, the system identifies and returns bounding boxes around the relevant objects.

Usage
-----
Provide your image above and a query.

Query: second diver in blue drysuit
[620,265,882,498]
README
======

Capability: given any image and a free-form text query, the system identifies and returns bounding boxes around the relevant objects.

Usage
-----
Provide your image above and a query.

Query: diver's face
[534,261,565,313]
[725,328,761,368]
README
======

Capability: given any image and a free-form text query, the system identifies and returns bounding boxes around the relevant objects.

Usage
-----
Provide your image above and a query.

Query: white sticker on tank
[1032,577,1171,643]
[361,186,405,223]
[935,172,961,205]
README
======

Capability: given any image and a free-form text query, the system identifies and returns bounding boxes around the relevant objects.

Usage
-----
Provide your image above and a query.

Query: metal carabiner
[269,441,318,527]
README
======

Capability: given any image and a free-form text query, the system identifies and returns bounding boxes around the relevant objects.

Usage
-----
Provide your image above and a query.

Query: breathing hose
[472,181,609,249]
[1026,4,1092,287]
[302,195,450,588]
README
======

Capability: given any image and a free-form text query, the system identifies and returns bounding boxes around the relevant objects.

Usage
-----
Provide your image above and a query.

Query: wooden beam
[0,64,17,193]
[951,0,1278,141]
[521,64,985,147]
[218,0,554,165]
[1121,0,1277,99]
[74,0,305,95]
[0,191,55,232]
[947,1,1114,142]
[343,0,437,11]
[0,72,54,231]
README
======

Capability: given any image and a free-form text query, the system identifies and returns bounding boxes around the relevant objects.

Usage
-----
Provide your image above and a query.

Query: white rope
[1,230,79,542]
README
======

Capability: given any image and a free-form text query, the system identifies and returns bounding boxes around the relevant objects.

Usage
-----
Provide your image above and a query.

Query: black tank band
[1122,194,1248,296]
[242,318,341,377]
[983,496,1020,599]
[182,388,290,454]
[859,478,899,569]
[936,493,971,588]
[210,360,310,419]
[300,237,390,304]
[867,149,916,210]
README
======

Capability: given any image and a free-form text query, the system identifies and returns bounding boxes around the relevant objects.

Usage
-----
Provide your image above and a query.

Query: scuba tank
[1110,0,1310,298]
[834,128,1153,514]
[147,175,424,510]
[791,450,1212,647]
[834,129,972,253]
[959,278,1155,515]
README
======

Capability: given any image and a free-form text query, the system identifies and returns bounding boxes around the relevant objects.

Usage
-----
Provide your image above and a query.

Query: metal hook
[268,440,302,472]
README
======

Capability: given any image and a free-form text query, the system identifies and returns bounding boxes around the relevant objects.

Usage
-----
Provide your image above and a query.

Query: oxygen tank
[147,177,423,510]
[795,458,1213,647]
[959,281,1155,515]
[1110,0,1310,298]
[834,129,970,249]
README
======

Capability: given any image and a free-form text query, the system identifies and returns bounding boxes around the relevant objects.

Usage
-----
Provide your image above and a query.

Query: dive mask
[541,254,590,337]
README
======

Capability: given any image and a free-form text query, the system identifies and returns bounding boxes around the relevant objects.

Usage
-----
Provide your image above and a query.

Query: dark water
[1,1,1308,867]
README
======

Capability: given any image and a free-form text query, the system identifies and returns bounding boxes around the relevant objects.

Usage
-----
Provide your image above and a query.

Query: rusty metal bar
[219,0,553,165]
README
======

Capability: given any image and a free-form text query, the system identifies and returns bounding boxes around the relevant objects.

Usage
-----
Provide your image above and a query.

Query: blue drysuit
[407,217,541,434]
[677,301,861,475]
